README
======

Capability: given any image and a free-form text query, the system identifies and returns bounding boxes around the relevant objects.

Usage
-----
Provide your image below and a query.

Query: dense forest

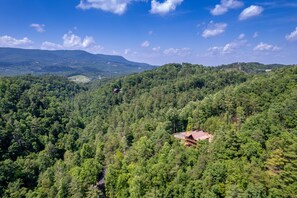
[0,63,297,197]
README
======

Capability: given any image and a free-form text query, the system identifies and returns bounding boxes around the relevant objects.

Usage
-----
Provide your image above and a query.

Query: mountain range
[0,47,154,78]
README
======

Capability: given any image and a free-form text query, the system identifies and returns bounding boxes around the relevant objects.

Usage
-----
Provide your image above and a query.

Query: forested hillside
[0,64,296,197]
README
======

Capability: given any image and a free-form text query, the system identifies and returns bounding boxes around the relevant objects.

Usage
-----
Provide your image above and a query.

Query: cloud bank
[41,31,103,53]
[0,35,33,48]
[77,0,183,15]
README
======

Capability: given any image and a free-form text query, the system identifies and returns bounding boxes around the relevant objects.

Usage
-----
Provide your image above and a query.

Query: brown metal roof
[174,130,213,141]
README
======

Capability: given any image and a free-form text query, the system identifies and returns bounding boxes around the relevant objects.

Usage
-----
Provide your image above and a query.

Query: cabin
[113,88,121,94]
[174,130,213,147]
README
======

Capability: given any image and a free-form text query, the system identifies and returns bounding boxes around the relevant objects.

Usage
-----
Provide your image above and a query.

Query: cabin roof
[174,130,213,141]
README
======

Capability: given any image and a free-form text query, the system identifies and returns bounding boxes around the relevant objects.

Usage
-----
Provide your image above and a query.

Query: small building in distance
[174,130,213,147]
[113,88,121,94]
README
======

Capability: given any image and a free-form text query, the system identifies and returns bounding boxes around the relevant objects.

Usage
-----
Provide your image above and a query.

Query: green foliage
[0,76,83,195]
[1,64,297,197]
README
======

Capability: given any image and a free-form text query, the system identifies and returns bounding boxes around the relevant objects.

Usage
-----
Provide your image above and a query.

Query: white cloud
[202,21,227,38]
[211,5,228,16]
[152,46,161,52]
[285,27,297,41]
[77,0,182,15]
[211,0,243,16]
[63,32,96,48]
[208,42,237,55]
[148,30,153,35]
[41,41,63,50]
[163,47,191,56]
[77,0,134,15]
[253,42,280,51]
[30,23,45,32]
[207,46,222,55]
[141,40,150,48]
[124,48,131,55]
[41,31,103,53]
[239,5,263,20]
[238,33,245,39]
[208,35,247,55]
[0,35,33,48]
[207,42,237,55]
[150,0,183,15]
[112,50,119,55]
[253,32,259,38]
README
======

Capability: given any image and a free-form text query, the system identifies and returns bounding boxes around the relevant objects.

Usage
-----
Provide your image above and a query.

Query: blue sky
[0,0,297,66]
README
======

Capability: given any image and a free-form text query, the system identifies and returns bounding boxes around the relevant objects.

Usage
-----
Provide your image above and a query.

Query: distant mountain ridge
[218,62,291,73]
[0,48,293,79]
[0,47,155,78]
